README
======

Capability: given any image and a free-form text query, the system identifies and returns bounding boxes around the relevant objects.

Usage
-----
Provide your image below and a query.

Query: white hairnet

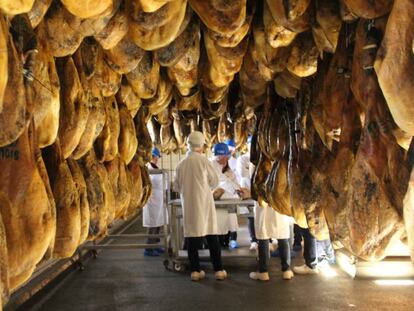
[187,131,205,149]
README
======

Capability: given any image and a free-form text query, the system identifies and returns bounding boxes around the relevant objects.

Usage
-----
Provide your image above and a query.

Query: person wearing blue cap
[143,147,168,256]
[210,143,242,249]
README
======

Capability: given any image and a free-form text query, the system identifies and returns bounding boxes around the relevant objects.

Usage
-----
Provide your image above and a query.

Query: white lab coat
[210,159,240,234]
[173,151,219,237]
[143,164,168,227]
[236,152,250,181]
[228,156,239,182]
[210,159,240,194]
[254,202,292,240]
[249,162,292,240]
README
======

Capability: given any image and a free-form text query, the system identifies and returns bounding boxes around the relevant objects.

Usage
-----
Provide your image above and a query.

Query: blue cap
[224,138,236,148]
[213,143,230,156]
[152,147,161,158]
[247,135,253,144]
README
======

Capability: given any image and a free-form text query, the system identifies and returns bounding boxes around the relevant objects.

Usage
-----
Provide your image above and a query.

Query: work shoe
[249,271,270,281]
[293,264,319,275]
[249,242,258,251]
[283,270,294,280]
[191,270,206,281]
[215,270,228,280]
[229,240,239,249]
[144,249,160,257]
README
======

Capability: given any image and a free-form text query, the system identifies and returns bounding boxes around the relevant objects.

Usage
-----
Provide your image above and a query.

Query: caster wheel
[174,263,183,272]
[163,259,170,270]
[167,247,173,257]
[91,250,98,259]
[76,261,85,271]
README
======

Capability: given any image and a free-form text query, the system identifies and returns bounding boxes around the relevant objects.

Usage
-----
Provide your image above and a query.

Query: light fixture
[374,279,414,286]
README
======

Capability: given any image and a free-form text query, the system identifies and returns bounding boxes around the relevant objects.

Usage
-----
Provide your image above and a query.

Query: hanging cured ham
[0,0,35,15]
[0,30,27,147]
[375,0,414,136]
[343,0,393,19]
[94,96,120,163]
[67,159,90,245]
[56,57,89,159]
[0,125,55,290]
[129,0,188,50]
[104,33,145,75]
[265,0,311,33]
[105,156,131,219]
[78,150,115,239]
[126,51,160,99]
[28,0,52,28]
[118,103,138,164]
[42,142,81,258]
[61,0,113,19]
[345,17,410,260]
[189,0,246,35]
[124,158,144,219]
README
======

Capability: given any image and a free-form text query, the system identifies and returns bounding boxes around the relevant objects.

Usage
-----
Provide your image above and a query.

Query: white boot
[215,270,228,280]
[191,270,206,281]
[283,270,294,280]
[249,271,270,281]
[293,264,319,275]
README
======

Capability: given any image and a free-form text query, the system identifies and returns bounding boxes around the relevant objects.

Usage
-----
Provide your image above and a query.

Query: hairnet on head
[187,131,205,149]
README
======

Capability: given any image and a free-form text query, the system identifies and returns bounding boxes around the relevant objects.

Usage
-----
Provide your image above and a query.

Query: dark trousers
[258,239,291,272]
[248,217,257,242]
[293,224,302,246]
[229,231,237,241]
[147,227,161,244]
[187,235,223,272]
[317,239,335,263]
[298,227,317,269]
[218,234,229,247]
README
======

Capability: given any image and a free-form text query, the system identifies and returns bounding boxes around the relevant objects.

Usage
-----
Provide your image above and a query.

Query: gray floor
[28,221,414,311]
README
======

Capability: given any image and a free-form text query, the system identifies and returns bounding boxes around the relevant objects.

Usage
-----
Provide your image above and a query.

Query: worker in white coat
[225,138,239,181]
[143,147,168,257]
[173,131,228,281]
[239,163,294,281]
[236,136,258,250]
[210,143,240,249]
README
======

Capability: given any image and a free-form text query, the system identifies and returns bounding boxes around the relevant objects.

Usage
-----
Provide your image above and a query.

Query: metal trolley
[82,169,171,263]
[166,198,257,272]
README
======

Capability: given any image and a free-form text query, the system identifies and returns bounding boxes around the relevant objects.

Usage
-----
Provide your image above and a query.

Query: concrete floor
[24,221,414,311]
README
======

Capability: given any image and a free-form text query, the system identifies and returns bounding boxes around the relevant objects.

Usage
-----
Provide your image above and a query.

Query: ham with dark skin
[345,17,410,260]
